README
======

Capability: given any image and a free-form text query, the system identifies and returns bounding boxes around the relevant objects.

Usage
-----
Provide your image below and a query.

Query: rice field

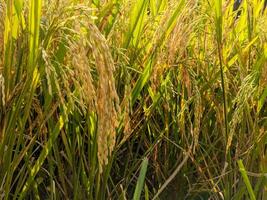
[0,0,267,199]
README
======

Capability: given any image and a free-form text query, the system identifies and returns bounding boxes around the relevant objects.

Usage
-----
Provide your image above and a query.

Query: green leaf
[131,55,154,105]
[19,114,68,199]
[237,160,256,200]
[258,86,267,113]
[133,157,149,200]
[125,0,148,47]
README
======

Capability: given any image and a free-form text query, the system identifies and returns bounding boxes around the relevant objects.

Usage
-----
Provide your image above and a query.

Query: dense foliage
[0,0,267,199]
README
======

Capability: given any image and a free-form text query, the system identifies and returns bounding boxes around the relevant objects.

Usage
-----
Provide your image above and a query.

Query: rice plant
[0,0,266,199]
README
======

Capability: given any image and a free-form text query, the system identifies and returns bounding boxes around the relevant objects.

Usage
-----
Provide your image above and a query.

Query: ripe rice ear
[87,24,120,172]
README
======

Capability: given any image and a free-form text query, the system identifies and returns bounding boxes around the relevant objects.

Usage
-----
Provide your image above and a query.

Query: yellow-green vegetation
[0,0,267,199]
